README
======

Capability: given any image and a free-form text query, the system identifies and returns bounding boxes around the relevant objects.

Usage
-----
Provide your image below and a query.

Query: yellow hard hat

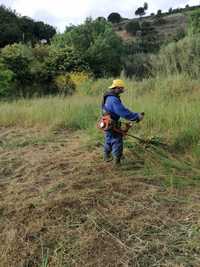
[109,79,125,89]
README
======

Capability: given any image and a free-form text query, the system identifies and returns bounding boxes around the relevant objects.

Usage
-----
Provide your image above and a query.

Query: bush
[123,53,152,79]
[188,9,200,35]
[1,43,34,96]
[125,21,140,35]
[1,43,33,84]
[45,46,89,74]
[152,35,200,78]
[54,74,76,95]
[0,62,14,97]
[69,71,91,87]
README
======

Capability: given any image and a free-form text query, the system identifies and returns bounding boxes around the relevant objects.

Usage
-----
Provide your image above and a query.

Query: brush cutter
[97,112,167,147]
[115,121,167,147]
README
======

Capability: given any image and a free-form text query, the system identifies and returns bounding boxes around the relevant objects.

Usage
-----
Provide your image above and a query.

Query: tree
[33,21,56,43]
[0,23,22,47]
[168,8,173,14]
[157,9,162,16]
[107,12,122,23]
[144,2,148,11]
[52,18,123,77]
[135,7,145,18]
[135,3,148,18]
[0,5,56,48]
[18,16,35,43]
[97,17,106,22]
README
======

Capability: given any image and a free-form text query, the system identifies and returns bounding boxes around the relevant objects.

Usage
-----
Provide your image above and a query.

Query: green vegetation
[0,5,56,47]
[1,5,200,267]
[188,8,200,35]
[107,12,122,23]
[1,6,200,98]
[53,18,123,77]
[135,2,148,18]
[152,34,200,78]
[0,74,199,153]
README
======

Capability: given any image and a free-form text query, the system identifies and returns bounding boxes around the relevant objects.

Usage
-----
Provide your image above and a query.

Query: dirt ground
[0,127,200,267]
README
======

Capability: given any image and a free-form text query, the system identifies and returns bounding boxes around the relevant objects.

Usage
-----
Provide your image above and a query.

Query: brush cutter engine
[97,114,133,135]
[97,114,114,131]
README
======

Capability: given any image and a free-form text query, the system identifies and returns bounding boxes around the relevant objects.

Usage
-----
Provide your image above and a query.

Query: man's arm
[112,98,140,121]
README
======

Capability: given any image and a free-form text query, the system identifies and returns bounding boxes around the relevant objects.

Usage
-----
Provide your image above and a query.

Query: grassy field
[1,74,200,266]
[1,74,200,150]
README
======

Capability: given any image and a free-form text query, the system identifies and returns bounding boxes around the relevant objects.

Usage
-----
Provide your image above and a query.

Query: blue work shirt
[103,94,140,121]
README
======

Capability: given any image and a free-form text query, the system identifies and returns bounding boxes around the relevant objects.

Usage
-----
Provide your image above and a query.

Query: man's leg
[104,131,112,161]
[111,133,123,165]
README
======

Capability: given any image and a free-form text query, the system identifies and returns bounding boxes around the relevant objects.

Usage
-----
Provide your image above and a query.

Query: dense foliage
[0,5,200,98]
[52,18,123,77]
[188,9,200,35]
[0,5,56,47]
[107,12,122,23]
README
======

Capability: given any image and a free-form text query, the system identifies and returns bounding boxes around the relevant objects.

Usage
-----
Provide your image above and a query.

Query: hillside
[113,6,200,44]
[115,13,187,43]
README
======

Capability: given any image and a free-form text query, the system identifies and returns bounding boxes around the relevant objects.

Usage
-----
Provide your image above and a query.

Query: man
[102,79,144,165]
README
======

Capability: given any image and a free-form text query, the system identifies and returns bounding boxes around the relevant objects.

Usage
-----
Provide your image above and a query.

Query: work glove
[137,112,145,122]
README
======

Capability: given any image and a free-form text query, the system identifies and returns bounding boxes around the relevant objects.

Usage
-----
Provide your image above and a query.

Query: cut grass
[1,127,200,266]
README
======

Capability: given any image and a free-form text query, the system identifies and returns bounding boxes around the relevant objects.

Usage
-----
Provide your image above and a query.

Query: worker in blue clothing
[102,79,144,165]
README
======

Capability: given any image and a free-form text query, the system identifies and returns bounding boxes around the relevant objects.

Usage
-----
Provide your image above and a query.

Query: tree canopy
[0,5,56,47]
[52,18,123,77]
[107,12,122,23]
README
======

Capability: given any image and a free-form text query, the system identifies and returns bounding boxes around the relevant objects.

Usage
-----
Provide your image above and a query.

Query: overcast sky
[0,0,199,32]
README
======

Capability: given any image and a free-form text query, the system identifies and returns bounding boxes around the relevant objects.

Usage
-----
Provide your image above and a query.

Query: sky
[0,0,199,32]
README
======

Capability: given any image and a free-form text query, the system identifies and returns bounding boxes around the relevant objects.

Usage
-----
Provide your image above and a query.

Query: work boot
[113,156,121,166]
[103,153,112,162]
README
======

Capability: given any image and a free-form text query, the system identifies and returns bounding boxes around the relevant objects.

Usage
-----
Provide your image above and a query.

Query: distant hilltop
[109,5,200,44]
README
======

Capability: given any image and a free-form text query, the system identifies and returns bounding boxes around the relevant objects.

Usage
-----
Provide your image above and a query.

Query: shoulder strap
[102,90,121,111]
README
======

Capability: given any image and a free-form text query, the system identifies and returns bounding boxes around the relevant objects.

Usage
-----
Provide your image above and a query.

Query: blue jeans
[104,130,123,158]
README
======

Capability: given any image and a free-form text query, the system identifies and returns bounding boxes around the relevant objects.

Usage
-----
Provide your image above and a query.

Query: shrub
[123,53,152,79]
[125,21,140,35]
[152,35,200,78]
[54,74,76,95]
[32,44,50,62]
[1,43,34,96]
[45,46,89,74]
[69,71,91,87]
[1,43,33,84]
[0,62,14,97]
[188,9,200,35]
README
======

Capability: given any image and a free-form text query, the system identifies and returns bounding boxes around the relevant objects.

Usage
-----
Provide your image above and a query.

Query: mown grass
[1,124,200,267]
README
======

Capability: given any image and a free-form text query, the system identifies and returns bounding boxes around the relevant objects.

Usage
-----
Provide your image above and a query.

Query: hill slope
[113,7,200,44]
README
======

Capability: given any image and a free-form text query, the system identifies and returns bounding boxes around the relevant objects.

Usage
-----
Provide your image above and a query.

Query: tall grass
[0,96,100,129]
[152,34,200,78]
[0,74,199,150]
